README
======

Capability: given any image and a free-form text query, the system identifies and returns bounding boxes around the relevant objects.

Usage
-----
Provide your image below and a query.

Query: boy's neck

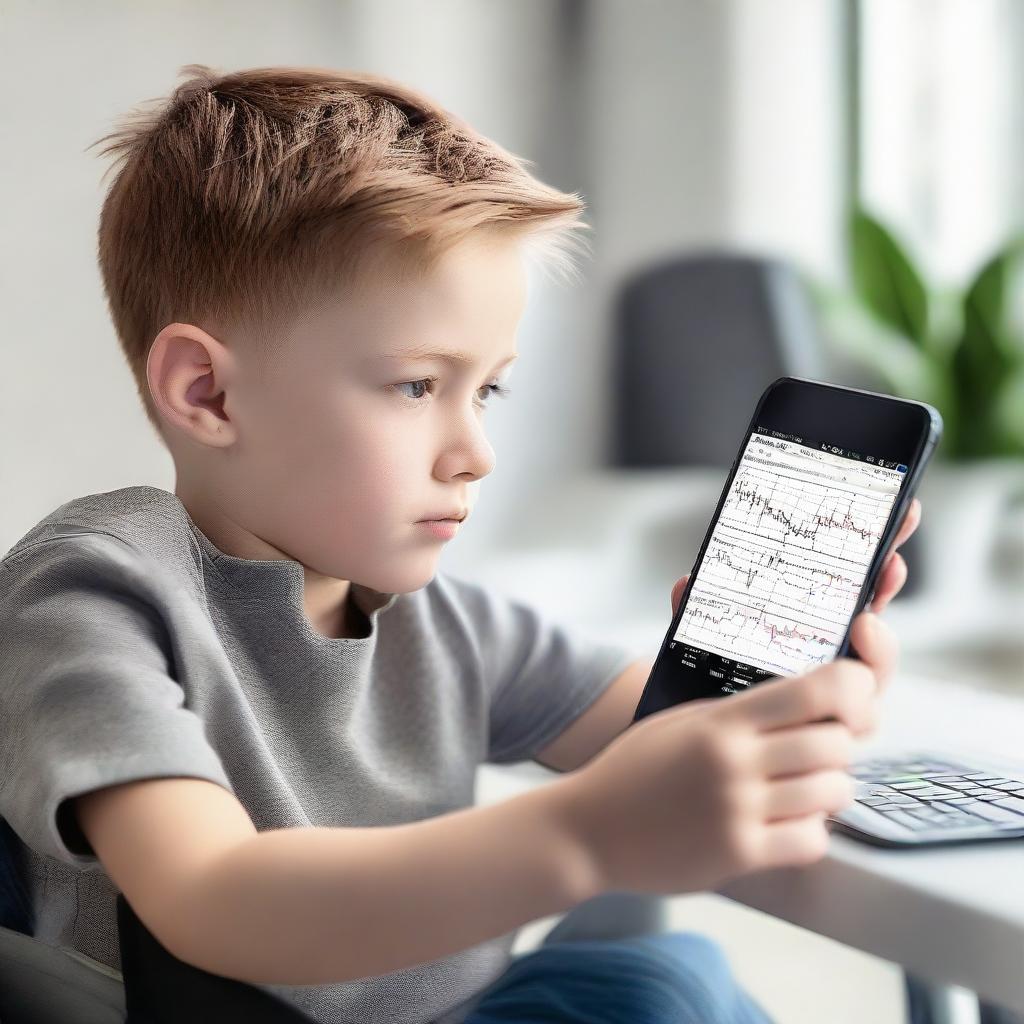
[307,587,368,640]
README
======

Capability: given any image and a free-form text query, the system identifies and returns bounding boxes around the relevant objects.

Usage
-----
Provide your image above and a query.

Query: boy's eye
[391,377,512,405]
[395,379,432,401]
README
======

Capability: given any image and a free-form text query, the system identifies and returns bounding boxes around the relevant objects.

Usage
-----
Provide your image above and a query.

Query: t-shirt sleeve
[439,574,643,766]
[0,532,234,870]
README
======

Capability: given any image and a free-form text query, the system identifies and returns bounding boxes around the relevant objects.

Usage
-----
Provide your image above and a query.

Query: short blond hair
[88,64,588,435]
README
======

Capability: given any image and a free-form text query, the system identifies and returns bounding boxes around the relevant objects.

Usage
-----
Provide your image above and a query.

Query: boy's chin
[373,559,442,596]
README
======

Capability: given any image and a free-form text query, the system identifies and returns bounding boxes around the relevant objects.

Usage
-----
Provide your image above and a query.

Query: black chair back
[0,816,34,936]
[116,893,314,1022]
[610,251,826,468]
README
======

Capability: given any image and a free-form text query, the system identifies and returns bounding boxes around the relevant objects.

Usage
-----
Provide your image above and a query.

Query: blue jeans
[460,931,775,1024]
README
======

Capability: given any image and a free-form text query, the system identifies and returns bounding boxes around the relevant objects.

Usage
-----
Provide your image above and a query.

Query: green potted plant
[811,208,1024,604]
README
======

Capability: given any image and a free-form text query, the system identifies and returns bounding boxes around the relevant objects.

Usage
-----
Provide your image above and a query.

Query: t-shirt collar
[173,495,401,620]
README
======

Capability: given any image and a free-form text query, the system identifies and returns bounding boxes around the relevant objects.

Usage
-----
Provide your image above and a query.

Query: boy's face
[160,231,526,633]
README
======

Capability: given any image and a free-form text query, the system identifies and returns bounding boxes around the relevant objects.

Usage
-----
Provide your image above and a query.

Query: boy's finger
[670,574,690,614]
[892,498,922,550]
[849,612,898,692]
[871,552,907,612]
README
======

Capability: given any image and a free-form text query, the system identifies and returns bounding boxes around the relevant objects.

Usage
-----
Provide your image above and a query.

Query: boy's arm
[533,657,653,774]
[74,772,599,988]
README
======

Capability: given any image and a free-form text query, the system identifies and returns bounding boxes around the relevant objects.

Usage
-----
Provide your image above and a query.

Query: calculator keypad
[847,756,1024,834]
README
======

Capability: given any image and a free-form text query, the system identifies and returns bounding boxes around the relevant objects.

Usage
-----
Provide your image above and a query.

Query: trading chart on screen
[674,429,906,678]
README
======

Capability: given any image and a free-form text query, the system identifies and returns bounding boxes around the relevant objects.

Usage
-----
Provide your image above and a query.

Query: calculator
[829,752,1024,847]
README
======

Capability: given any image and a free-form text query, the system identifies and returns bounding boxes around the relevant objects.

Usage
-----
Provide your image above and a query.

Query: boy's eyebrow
[377,347,519,369]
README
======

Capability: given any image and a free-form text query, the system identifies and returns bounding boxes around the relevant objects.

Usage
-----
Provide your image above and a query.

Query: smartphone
[632,376,942,721]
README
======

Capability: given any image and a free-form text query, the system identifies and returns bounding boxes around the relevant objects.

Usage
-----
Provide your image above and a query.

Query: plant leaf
[849,209,929,346]
[953,247,1018,457]
[815,283,949,395]
[810,277,960,455]
[992,366,1024,455]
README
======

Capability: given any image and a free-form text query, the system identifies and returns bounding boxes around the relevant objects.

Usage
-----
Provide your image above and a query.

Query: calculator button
[905,807,946,823]
[929,802,967,815]
[992,796,1024,816]
[909,802,940,814]
[927,804,983,821]
[962,802,1023,825]
[881,809,931,831]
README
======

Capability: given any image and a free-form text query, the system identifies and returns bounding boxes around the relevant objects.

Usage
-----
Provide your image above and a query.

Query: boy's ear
[147,323,238,447]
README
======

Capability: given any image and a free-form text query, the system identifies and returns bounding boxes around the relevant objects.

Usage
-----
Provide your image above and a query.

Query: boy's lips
[418,509,468,523]
[417,519,461,540]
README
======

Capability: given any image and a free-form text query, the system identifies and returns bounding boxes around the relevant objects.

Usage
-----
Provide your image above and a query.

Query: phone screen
[670,425,909,692]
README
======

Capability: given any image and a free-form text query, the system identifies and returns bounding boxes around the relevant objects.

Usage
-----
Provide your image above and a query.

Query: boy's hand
[556,624,894,897]
[552,503,919,898]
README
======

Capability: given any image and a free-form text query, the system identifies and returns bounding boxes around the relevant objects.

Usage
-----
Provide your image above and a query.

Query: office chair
[0,815,126,1024]
[0,811,321,1022]
[609,250,826,469]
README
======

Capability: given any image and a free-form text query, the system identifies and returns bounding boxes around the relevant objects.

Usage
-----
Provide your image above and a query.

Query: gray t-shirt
[0,485,640,1024]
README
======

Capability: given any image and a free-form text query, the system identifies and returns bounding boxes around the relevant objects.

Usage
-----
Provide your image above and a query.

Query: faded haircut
[87,64,588,435]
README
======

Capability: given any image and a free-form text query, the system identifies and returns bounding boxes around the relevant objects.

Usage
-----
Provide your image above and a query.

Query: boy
[0,65,917,1023]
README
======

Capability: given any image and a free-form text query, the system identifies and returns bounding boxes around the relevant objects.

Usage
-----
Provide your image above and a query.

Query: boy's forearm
[179,773,602,986]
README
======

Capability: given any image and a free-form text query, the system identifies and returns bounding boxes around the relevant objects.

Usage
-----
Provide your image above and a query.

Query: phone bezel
[633,375,942,721]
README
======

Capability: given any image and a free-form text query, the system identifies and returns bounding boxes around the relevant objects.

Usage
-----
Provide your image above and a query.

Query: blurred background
[2,2,1023,1022]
